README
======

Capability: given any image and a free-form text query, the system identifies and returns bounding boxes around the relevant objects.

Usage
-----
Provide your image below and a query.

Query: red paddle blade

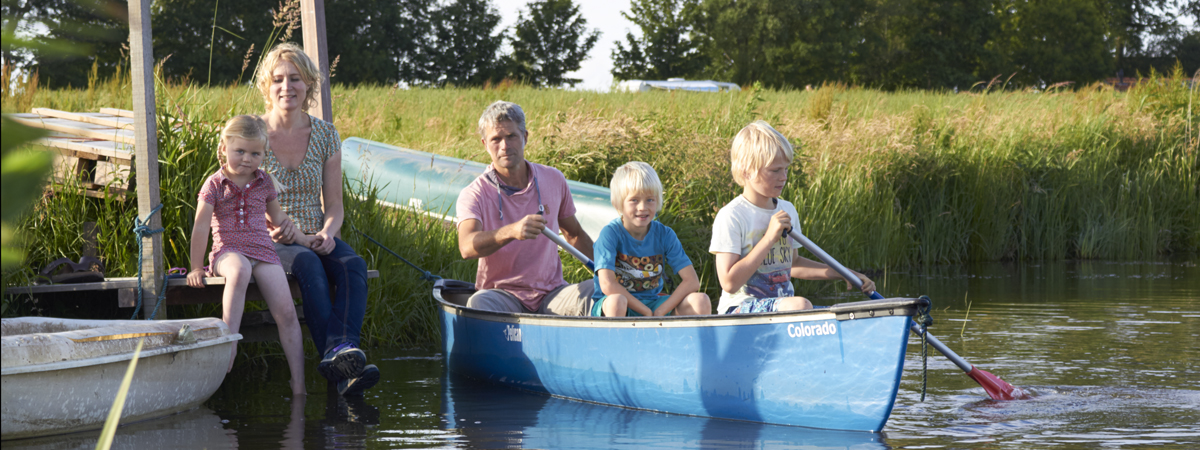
[967,367,1029,400]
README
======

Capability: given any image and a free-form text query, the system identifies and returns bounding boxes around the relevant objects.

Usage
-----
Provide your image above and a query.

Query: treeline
[615,0,1200,89]
[3,0,1198,90]
[3,0,600,88]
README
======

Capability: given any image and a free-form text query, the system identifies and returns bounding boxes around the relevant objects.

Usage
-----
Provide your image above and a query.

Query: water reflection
[3,407,236,450]
[441,373,889,449]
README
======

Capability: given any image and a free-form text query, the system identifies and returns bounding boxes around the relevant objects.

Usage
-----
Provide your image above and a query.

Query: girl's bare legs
[216,253,253,373]
[254,262,307,396]
[674,292,713,316]
[775,296,814,311]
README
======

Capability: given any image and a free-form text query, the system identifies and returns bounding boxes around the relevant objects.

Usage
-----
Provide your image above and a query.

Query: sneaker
[318,342,366,382]
[337,364,380,397]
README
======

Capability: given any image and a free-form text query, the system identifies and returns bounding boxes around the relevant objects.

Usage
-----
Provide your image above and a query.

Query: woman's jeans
[275,237,368,355]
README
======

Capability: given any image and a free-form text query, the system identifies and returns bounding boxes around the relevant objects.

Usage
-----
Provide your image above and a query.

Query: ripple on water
[889,386,1200,449]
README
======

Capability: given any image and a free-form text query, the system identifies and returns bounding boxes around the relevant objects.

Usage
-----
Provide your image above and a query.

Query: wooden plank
[100,108,135,118]
[31,108,135,129]
[129,0,165,319]
[38,137,135,162]
[8,270,379,308]
[301,0,333,122]
[10,114,135,145]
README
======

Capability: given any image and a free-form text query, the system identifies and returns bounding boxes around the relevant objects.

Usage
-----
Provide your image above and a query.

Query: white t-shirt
[709,196,802,314]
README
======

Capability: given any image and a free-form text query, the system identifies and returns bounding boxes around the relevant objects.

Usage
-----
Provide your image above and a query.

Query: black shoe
[337,364,380,397]
[318,342,365,382]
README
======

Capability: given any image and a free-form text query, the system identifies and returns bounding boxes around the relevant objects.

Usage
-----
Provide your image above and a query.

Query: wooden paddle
[787,230,1029,401]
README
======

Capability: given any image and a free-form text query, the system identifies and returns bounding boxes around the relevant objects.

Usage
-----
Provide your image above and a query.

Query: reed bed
[3,67,1196,345]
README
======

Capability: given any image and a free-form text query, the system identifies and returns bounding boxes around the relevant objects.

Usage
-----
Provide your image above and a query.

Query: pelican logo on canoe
[788,322,837,338]
[504,325,522,342]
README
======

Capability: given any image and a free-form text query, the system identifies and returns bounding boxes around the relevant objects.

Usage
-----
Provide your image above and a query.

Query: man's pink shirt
[456,162,577,311]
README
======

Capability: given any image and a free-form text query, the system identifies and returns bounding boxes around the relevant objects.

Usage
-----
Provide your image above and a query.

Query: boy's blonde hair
[219,115,285,192]
[610,161,663,213]
[255,42,322,112]
[730,120,794,186]
[477,101,526,137]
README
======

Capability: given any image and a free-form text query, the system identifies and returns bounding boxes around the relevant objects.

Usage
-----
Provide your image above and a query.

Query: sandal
[36,256,106,284]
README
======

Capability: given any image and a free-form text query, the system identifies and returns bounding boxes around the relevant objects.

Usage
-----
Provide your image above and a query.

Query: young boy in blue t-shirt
[589,162,711,317]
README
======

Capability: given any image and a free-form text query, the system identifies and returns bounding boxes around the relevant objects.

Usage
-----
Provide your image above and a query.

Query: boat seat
[3,270,380,308]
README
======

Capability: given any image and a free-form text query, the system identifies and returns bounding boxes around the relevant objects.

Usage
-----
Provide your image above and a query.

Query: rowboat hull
[435,280,920,432]
[1,317,240,440]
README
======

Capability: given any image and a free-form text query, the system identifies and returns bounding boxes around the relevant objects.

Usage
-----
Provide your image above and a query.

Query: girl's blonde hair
[255,42,322,112]
[610,161,664,213]
[730,120,794,186]
[219,115,285,192]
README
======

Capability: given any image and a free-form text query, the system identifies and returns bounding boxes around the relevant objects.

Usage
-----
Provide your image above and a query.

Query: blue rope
[350,224,441,282]
[130,203,168,320]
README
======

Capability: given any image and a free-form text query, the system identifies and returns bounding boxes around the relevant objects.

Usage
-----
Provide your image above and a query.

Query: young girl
[188,115,307,396]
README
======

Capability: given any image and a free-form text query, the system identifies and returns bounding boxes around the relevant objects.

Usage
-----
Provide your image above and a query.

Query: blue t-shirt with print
[591,218,693,305]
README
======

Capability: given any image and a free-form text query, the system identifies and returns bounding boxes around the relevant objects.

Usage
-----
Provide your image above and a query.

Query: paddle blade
[967,367,1029,400]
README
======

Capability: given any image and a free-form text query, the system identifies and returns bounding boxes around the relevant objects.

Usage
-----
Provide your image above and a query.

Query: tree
[509,0,600,87]
[610,0,704,81]
[5,0,129,88]
[404,0,505,86]
[326,0,432,85]
[997,0,1112,86]
[690,0,869,88]
[887,0,1002,90]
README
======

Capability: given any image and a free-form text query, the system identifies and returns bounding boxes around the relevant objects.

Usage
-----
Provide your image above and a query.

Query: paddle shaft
[788,231,975,374]
[541,228,596,273]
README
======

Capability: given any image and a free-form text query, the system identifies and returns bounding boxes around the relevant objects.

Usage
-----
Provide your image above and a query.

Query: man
[455,101,595,314]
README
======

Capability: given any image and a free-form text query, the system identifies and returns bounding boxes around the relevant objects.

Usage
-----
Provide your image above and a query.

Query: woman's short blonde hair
[255,42,322,112]
[610,161,664,213]
[730,120,794,186]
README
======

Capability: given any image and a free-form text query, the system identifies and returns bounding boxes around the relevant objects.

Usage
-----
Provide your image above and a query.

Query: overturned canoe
[434,279,923,432]
[341,137,619,239]
[1,317,240,440]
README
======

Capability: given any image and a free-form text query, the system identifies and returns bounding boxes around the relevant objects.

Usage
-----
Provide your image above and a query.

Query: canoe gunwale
[433,278,925,328]
[1,333,242,376]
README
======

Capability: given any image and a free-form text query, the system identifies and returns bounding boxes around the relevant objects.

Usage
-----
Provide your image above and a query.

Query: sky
[492,0,635,92]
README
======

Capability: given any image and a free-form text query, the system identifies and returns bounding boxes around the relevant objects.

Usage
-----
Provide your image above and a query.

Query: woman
[255,42,377,397]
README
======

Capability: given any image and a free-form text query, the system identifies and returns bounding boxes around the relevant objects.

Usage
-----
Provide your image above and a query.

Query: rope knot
[130,203,167,320]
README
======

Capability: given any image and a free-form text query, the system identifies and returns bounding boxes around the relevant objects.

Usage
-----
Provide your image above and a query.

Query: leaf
[95,339,144,450]
[0,118,53,223]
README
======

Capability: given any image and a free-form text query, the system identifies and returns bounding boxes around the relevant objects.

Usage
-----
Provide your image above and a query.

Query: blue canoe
[435,279,922,433]
[340,137,921,432]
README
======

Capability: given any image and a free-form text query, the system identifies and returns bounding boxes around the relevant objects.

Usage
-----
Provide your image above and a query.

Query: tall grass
[2,65,1196,345]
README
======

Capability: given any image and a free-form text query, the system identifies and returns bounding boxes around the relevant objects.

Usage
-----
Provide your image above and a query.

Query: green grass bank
[3,69,1197,346]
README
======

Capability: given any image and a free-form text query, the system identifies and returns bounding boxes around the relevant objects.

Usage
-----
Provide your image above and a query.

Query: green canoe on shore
[341,137,619,239]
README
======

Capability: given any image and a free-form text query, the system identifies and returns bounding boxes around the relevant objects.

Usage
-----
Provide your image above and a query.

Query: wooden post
[129,0,165,319]
[301,0,332,122]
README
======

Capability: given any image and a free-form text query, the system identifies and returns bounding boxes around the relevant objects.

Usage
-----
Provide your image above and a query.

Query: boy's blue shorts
[590,295,675,317]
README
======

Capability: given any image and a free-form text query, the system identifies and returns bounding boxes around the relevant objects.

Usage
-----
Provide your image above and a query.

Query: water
[7,261,1198,449]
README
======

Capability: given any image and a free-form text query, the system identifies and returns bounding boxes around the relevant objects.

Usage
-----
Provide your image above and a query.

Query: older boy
[710,121,876,314]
